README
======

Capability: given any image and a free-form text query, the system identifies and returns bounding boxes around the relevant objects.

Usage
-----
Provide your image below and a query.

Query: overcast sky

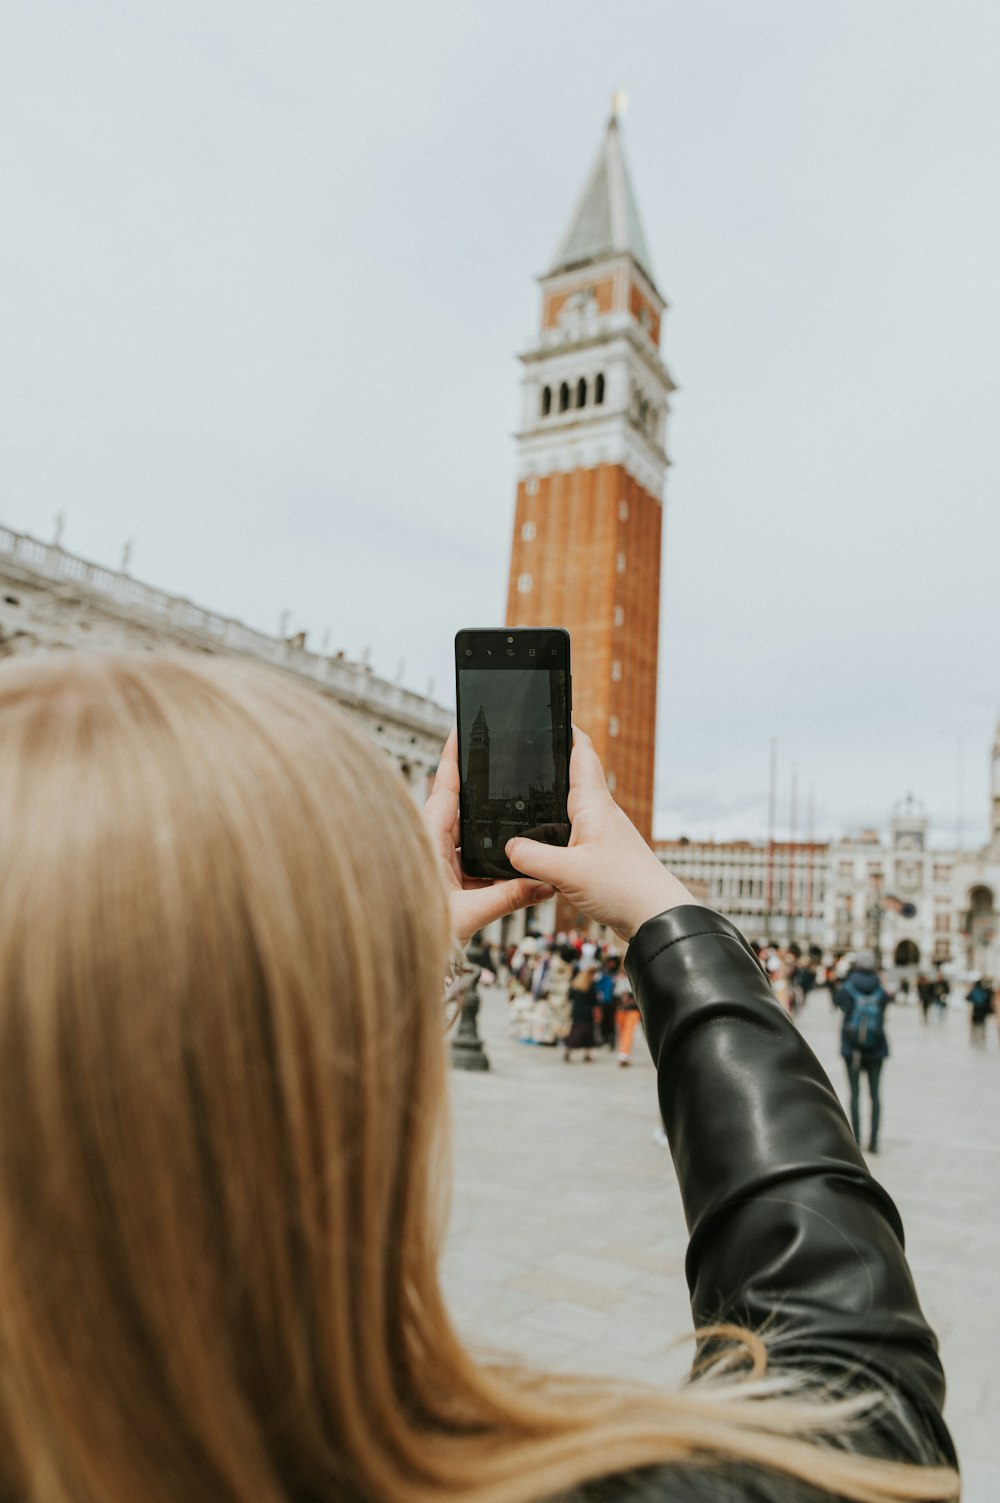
[2,1,998,847]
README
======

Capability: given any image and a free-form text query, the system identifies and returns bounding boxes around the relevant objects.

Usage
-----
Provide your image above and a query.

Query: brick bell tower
[505,108,674,842]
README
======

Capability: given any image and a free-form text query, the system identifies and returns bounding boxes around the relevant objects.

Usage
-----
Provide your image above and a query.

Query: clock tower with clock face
[504,109,674,842]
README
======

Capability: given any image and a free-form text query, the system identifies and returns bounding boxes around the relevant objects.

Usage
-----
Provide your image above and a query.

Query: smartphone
[455,627,572,880]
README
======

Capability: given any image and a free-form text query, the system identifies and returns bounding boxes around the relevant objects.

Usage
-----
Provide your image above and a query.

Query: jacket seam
[633,928,748,983]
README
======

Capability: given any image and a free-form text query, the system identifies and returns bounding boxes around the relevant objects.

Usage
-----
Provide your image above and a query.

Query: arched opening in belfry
[558,382,570,413]
[595,372,605,405]
[576,377,587,408]
[894,939,920,967]
[540,385,551,417]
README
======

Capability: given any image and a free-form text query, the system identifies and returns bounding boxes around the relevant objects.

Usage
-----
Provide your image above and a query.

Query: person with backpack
[966,975,995,1046]
[835,949,891,1155]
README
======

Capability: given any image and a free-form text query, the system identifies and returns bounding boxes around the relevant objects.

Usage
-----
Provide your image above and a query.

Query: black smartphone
[455,627,572,880]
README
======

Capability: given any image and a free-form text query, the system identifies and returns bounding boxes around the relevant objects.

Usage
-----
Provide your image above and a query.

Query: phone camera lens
[507,636,514,643]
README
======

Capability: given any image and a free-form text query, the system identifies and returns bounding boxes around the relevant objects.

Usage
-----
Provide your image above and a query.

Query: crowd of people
[471,929,1000,1054]
[469,930,643,1064]
[466,928,999,1160]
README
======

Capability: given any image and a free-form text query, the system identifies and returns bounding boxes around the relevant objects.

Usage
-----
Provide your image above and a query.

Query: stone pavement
[442,980,999,1499]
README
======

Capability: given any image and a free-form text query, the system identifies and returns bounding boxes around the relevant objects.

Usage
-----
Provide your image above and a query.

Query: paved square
[443,981,999,1498]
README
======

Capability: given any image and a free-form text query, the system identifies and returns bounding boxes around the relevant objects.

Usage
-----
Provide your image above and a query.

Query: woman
[0,653,957,1503]
[614,966,642,1066]
[564,962,599,1062]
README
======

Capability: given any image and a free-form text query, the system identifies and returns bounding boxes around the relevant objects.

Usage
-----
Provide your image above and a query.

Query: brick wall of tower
[505,462,661,841]
[628,281,661,343]
[543,276,616,329]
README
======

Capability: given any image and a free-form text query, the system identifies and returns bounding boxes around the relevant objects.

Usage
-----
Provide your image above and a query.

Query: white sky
[2,1,998,847]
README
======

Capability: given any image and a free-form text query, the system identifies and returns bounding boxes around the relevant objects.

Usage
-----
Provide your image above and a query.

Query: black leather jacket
[575,906,956,1502]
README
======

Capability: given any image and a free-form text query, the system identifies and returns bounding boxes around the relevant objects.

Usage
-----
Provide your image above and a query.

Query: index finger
[569,725,609,796]
[431,727,459,795]
[424,728,459,839]
[565,721,613,817]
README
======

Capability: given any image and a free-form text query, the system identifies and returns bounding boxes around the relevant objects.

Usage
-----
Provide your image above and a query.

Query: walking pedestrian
[564,963,598,1061]
[932,970,950,1021]
[835,948,891,1154]
[614,969,641,1066]
[595,955,619,1049]
[966,975,995,1046]
[916,971,934,1025]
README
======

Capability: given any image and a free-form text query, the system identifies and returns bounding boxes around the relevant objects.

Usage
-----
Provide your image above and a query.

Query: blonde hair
[0,653,957,1503]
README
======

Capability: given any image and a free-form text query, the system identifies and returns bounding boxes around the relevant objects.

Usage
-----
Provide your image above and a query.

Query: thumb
[505,836,572,887]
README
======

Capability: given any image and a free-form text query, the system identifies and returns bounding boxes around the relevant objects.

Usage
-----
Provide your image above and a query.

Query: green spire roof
[549,114,656,286]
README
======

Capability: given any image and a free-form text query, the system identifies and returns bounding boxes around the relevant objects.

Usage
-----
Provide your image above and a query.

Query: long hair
[0,653,957,1503]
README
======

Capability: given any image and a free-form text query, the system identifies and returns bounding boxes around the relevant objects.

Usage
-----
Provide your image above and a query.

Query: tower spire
[549,112,657,287]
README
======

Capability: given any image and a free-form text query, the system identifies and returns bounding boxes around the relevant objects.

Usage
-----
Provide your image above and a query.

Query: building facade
[657,741,1000,979]
[505,111,673,842]
[0,523,451,791]
[654,839,829,948]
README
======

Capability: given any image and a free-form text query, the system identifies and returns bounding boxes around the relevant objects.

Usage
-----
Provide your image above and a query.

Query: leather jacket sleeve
[625,905,956,1468]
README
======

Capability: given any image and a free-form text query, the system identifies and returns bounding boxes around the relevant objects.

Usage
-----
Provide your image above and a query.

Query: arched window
[558,381,570,413]
[576,377,587,408]
[595,373,605,405]
[540,385,551,417]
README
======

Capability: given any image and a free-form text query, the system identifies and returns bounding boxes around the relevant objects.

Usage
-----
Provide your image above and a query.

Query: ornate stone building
[505,109,673,842]
[0,523,451,793]
[654,838,829,947]
[657,737,1000,980]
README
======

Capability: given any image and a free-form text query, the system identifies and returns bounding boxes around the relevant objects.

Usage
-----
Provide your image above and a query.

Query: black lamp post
[450,966,490,1072]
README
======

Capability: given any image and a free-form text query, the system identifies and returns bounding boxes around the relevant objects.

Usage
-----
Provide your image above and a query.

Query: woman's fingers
[504,836,572,888]
[424,728,459,840]
[569,725,607,791]
[451,880,555,944]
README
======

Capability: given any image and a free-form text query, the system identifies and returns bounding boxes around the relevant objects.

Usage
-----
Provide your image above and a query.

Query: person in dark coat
[966,975,995,1045]
[564,964,598,1061]
[916,971,934,1024]
[835,948,891,1153]
[594,954,619,1049]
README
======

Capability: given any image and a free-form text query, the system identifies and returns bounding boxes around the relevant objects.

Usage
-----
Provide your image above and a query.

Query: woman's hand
[504,726,696,944]
[424,729,554,947]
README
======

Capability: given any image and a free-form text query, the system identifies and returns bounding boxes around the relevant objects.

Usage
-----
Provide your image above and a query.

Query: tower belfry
[505,110,674,841]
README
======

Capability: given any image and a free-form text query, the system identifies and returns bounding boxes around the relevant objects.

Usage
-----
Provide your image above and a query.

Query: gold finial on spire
[611,89,628,120]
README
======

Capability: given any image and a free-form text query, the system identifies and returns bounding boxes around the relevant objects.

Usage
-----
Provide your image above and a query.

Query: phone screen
[455,628,571,880]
